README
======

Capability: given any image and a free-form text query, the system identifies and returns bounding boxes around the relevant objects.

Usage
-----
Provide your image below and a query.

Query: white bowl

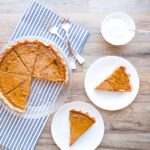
[101,12,136,45]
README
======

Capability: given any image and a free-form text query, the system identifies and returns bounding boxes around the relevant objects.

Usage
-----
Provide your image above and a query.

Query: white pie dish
[0,36,71,118]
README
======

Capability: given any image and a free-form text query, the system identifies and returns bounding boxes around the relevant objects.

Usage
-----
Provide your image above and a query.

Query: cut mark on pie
[13,41,40,74]
[32,44,58,77]
[0,49,30,76]
[3,78,31,112]
[0,71,30,94]
[39,58,66,82]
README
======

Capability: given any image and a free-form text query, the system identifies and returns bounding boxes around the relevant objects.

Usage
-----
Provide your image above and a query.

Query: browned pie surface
[32,44,58,77]
[0,71,29,94]
[39,58,66,82]
[69,110,95,145]
[0,49,30,75]
[95,66,132,92]
[5,56,30,75]
[13,41,40,74]
[0,50,18,72]
[0,40,67,112]
[4,78,31,112]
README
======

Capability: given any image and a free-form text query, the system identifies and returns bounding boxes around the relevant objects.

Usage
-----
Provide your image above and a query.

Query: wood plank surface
[0,0,150,150]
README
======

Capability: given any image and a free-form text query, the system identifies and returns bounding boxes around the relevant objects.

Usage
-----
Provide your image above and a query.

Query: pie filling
[0,40,67,112]
[69,109,95,145]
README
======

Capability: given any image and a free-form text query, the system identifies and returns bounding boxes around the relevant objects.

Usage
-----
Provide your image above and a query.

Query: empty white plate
[51,101,104,150]
[84,56,139,111]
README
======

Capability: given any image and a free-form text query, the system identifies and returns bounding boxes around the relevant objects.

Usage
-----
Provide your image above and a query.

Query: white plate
[84,56,139,111]
[51,101,104,150]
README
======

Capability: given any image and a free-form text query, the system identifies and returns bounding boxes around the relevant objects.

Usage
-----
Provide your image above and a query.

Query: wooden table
[0,0,150,149]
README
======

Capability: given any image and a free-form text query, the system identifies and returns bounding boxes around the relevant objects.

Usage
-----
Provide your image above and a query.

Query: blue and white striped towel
[0,0,89,150]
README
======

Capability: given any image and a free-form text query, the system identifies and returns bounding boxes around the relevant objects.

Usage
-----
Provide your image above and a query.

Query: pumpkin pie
[0,40,67,112]
[69,109,96,145]
[95,66,132,92]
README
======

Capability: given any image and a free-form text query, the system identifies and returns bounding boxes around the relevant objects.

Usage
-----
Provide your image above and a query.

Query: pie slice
[13,41,39,73]
[1,78,31,112]
[39,58,67,82]
[0,72,29,94]
[69,110,96,145]
[95,66,132,92]
[32,44,58,77]
[0,51,30,75]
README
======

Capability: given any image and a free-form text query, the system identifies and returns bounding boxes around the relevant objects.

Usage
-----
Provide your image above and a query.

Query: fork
[43,18,85,64]
[61,17,85,65]
[43,18,65,42]
[43,18,76,70]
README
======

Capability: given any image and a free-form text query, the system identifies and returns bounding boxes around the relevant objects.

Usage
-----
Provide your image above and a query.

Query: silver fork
[43,18,76,70]
[43,18,65,42]
[61,17,85,65]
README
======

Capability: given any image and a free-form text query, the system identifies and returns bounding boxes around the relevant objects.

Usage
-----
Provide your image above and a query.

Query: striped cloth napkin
[0,0,89,150]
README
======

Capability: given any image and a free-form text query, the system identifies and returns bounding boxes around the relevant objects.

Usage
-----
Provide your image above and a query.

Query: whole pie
[69,109,96,145]
[0,40,67,112]
[95,66,132,92]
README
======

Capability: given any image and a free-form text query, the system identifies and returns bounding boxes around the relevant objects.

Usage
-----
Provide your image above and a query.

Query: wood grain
[0,0,150,150]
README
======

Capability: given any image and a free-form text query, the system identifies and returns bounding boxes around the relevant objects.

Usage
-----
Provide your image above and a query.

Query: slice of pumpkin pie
[32,44,58,77]
[0,49,30,75]
[95,66,132,92]
[39,58,67,82]
[0,72,30,94]
[1,78,31,112]
[13,41,40,74]
[69,109,96,145]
